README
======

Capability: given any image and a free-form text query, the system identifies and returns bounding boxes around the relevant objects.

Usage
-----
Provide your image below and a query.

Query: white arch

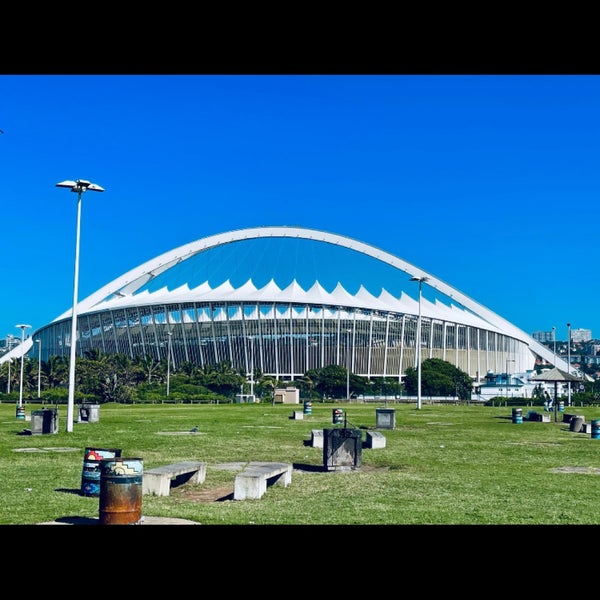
[49,225,564,370]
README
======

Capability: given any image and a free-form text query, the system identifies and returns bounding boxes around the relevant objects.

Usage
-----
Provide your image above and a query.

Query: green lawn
[1,400,599,525]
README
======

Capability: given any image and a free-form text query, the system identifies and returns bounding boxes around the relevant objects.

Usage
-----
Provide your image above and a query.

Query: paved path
[38,515,199,525]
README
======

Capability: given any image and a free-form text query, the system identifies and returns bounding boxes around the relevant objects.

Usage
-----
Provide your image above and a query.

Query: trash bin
[569,416,585,433]
[558,401,565,413]
[30,408,59,434]
[303,400,312,415]
[332,408,344,425]
[376,408,396,429]
[81,447,122,497]
[15,405,25,420]
[323,428,362,471]
[78,404,100,423]
[99,457,143,525]
[592,419,600,440]
[512,407,523,424]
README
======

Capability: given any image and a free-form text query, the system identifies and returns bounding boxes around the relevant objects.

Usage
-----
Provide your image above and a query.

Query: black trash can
[30,408,59,435]
[332,408,344,425]
[376,408,396,430]
[323,428,362,471]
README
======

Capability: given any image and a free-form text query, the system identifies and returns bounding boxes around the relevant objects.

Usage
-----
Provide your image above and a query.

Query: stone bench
[311,429,324,448]
[233,462,292,500]
[142,461,207,497]
[526,411,551,423]
[366,431,386,449]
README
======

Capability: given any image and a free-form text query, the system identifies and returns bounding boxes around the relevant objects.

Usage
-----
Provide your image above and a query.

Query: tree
[404,358,473,400]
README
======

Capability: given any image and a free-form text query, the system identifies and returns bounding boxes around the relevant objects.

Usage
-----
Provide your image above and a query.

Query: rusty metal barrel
[81,447,122,497]
[99,457,143,525]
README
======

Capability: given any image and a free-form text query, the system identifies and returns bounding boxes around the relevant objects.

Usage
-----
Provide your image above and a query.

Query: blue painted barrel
[332,408,344,425]
[16,405,25,420]
[512,408,523,424]
[99,457,144,525]
[81,447,122,497]
[303,400,312,415]
[591,419,600,440]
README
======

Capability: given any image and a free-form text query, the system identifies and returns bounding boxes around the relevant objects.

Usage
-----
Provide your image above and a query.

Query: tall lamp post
[249,335,255,400]
[552,326,557,366]
[56,179,105,433]
[346,328,351,402]
[166,331,172,397]
[567,322,572,406]
[36,339,42,401]
[506,358,515,399]
[15,324,31,418]
[410,276,429,410]
[6,334,13,394]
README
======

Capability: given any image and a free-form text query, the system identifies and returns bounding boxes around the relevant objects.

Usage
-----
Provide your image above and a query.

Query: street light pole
[410,276,429,410]
[166,331,172,397]
[56,179,105,433]
[6,334,13,394]
[506,358,515,399]
[36,339,41,401]
[552,326,556,366]
[567,322,572,406]
[249,336,254,400]
[346,328,351,402]
[15,324,31,418]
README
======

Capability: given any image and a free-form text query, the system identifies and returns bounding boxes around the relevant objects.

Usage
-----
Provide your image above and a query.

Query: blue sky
[1,74,598,344]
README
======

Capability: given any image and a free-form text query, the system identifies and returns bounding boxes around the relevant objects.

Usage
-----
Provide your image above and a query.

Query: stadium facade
[2,226,566,383]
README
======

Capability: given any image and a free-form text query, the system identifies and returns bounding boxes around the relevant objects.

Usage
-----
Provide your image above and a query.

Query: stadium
[2,226,565,384]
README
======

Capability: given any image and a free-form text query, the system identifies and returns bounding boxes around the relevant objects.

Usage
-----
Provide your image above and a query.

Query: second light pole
[36,339,42,401]
[567,322,572,406]
[410,276,429,410]
[56,179,105,432]
[15,324,31,419]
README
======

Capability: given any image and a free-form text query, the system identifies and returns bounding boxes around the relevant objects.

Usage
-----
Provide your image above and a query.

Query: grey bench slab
[311,429,324,448]
[366,431,386,449]
[143,461,207,496]
[233,462,292,500]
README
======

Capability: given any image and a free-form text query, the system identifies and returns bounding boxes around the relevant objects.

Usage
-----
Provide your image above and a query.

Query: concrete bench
[366,431,386,449]
[311,429,324,448]
[233,462,292,500]
[142,461,207,497]
[526,411,551,423]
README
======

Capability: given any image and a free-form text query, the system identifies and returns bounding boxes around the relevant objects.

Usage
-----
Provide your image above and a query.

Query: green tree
[404,358,473,400]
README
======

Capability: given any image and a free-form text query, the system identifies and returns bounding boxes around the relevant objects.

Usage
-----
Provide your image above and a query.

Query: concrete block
[366,431,386,449]
[311,429,323,448]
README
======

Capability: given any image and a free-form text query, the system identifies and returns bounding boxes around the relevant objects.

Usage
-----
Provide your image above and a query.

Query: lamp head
[56,179,105,193]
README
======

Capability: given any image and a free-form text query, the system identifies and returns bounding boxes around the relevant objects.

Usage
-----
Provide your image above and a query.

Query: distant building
[532,331,555,343]
[571,329,592,343]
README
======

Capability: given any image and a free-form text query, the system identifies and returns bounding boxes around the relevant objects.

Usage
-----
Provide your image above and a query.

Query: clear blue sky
[1,74,598,344]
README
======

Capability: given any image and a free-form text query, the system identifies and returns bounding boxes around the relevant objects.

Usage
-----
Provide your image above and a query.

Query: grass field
[1,400,599,526]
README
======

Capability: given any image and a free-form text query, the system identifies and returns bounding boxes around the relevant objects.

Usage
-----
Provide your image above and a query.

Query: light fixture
[410,276,429,410]
[15,324,31,418]
[56,179,105,432]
